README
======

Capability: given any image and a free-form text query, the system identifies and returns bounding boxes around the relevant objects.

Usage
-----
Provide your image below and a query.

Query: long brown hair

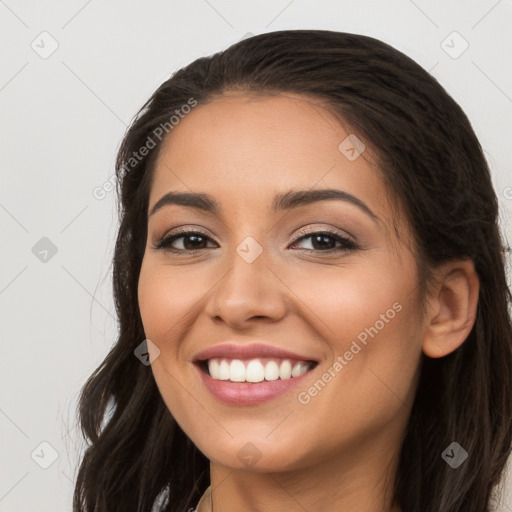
[73,30,512,512]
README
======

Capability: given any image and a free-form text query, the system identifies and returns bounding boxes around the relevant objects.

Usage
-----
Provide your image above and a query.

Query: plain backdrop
[1,1,511,511]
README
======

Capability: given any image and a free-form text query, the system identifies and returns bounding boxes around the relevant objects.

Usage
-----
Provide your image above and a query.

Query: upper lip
[193,343,318,363]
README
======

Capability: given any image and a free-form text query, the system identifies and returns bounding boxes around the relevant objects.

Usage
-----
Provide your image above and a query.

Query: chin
[194,431,315,473]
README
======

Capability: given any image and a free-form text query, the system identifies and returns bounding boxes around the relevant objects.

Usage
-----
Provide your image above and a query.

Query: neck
[201,436,402,512]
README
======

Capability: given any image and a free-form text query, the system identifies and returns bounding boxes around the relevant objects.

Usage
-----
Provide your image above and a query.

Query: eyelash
[153,228,358,255]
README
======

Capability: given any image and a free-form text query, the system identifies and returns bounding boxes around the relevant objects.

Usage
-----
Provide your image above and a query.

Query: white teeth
[246,359,265,382]
[208,359,220,378]
[292,361,309,377]
[264,360,279,381]
[218,360,230,380]
[229,359,246,382]
[206,358,313,382]
[279,360,292,379]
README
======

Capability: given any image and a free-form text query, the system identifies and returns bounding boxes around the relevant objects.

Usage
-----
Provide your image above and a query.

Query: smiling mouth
[196,357,319,383]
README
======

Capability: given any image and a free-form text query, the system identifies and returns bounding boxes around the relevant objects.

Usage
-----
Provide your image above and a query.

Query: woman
[73,30,512,512]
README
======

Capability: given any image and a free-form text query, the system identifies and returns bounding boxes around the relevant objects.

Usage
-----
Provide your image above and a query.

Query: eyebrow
[148,188,379,223]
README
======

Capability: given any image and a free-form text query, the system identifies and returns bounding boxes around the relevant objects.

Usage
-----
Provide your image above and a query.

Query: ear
[422,259,480,358]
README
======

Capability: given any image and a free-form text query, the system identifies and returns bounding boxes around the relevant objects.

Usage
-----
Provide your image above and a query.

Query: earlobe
[422,260,480,359]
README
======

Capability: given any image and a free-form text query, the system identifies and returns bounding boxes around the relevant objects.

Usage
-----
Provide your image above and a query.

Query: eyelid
[290,228,358,252]
[292,225,356,244]
[157,225,218,242]
[153,225,359,255]
[156,224,354,246]
[153,227,218,251]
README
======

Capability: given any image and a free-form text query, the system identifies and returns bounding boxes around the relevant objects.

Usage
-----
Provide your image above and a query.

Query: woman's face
[138,92,426,473]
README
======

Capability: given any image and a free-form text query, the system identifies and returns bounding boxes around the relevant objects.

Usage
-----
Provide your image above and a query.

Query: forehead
[150,92,387,213]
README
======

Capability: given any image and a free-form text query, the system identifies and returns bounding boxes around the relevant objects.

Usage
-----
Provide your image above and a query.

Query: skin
[137,91,479,512]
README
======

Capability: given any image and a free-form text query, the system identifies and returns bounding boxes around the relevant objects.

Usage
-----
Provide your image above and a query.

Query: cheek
[137,260,204,341]
[289,259,422,410]
[137,260,202,418]
[288,260,409,347]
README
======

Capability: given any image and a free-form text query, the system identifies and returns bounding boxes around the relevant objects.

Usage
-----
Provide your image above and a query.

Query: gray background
[1,0,511,510]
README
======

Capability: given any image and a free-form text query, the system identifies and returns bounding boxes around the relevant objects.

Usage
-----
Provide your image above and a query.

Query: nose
[205,243,288,329]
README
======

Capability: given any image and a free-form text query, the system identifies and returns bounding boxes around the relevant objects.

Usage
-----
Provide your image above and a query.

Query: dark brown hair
[73,30,512,512]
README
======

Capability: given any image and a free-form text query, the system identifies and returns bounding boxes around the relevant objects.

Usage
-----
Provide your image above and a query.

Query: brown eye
[290,231,357,252]
[154,230,217,253]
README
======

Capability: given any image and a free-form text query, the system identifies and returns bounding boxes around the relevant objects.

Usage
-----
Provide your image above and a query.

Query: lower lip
[195,363,316,406]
